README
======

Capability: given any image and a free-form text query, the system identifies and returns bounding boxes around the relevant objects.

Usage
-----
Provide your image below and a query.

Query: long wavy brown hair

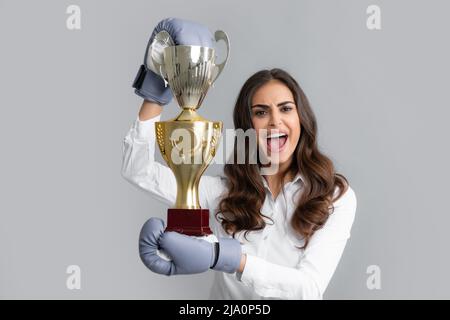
[216,68,348,249]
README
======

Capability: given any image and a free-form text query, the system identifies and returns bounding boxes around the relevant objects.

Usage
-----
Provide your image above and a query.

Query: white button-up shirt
[121,115,357,300]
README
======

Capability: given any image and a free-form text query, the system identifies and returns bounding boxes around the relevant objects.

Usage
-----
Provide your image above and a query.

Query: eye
[254,110,267,117]
[281,106,293,112]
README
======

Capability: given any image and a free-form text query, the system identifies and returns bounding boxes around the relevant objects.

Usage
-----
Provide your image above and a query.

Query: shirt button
[263,235,268,240]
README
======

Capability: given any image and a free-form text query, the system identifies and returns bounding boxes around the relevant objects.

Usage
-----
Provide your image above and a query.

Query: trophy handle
[212,30,230,83]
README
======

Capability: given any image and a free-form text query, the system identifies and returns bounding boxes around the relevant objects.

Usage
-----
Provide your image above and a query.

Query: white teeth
[267,133,287,139]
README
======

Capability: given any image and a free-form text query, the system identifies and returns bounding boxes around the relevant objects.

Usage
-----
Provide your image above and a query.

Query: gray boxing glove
[139,218,242,276]
[132,17,215,105]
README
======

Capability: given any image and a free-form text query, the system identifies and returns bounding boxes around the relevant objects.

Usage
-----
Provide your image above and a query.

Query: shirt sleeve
[237,186,358,300]
[121,115,225,210]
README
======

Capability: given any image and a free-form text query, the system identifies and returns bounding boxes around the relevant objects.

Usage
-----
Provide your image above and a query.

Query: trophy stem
[174,177,202,209]
[174,108,208,122]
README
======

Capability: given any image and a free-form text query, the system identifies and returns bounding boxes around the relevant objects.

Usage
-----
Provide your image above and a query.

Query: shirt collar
[291,172,304,185]
[259,168,304,190]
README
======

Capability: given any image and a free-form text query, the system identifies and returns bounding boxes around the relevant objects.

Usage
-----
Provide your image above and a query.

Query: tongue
[267,136,287,152]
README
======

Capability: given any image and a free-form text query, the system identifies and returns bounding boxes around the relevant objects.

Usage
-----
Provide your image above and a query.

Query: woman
[122,18,357,299]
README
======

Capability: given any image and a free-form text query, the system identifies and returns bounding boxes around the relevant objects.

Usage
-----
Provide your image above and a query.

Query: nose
[269,110,282,127]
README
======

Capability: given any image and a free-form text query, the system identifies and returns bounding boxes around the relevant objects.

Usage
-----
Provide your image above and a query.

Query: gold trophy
[149,30,230,236]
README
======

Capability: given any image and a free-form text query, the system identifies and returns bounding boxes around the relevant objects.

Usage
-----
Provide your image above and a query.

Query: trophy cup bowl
[151,30,229,236]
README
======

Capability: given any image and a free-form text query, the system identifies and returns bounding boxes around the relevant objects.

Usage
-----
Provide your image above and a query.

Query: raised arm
[123,17,226,215]
[121,101,177,207]
[138,100,162,121]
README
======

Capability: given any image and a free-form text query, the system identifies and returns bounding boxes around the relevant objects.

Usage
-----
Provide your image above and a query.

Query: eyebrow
[251,101,295,109]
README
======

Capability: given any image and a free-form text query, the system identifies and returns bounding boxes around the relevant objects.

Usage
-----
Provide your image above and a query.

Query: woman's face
[251,80,301,168]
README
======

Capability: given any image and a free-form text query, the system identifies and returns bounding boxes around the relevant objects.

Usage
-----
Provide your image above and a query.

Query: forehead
[252,80,294,105]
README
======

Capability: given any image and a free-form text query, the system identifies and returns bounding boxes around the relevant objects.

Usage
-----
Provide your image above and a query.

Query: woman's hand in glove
[132,17,214,106]
[139,217,242,276]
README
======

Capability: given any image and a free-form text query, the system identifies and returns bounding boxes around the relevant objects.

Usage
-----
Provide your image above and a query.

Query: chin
[266,149,295,166]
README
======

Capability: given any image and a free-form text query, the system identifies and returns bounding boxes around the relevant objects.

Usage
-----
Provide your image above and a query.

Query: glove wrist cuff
[132,65,172,105]
[211,238,241,273]
[210,242,220,269]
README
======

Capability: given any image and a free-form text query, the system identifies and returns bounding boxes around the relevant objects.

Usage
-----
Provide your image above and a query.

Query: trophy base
[166,208,213,236]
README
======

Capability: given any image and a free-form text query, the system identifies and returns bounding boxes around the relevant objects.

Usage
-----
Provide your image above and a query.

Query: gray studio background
[1,0,449,299]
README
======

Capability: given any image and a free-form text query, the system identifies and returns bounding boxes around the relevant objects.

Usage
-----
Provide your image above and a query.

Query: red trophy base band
[165,208,212,236]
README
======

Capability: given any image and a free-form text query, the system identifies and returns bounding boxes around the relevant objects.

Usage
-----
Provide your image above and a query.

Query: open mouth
[266,133,288,153]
